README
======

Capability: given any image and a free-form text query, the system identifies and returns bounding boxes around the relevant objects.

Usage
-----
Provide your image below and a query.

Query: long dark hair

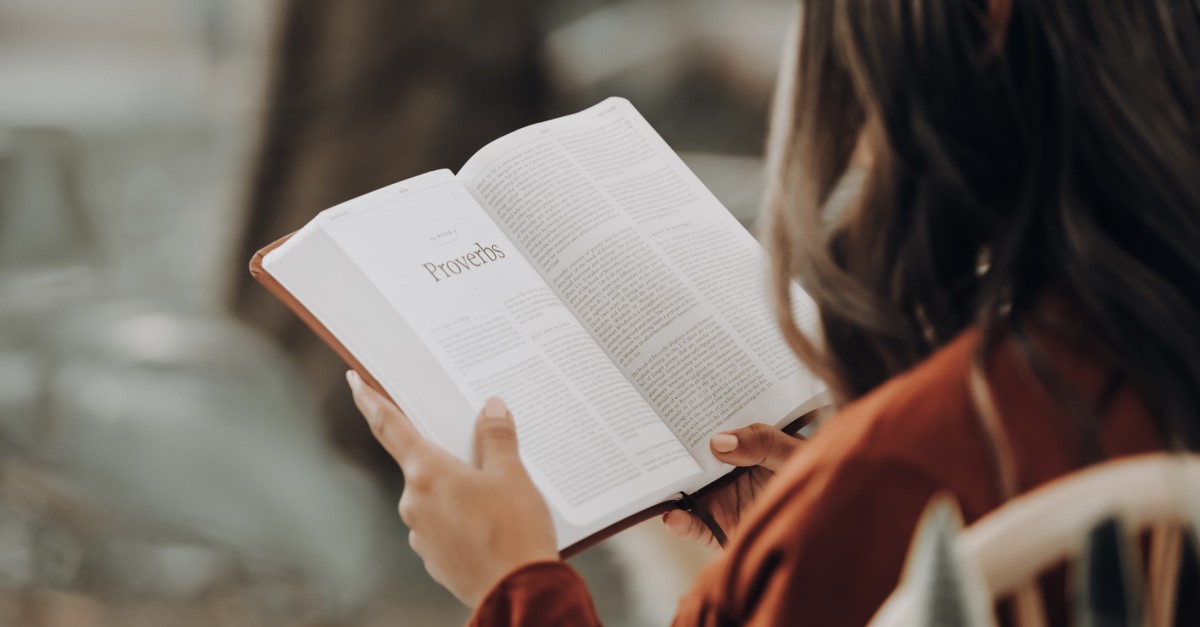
[768,0,1200,465]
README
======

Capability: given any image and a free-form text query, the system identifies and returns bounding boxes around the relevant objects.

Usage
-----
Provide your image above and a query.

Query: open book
[250,98,827,555]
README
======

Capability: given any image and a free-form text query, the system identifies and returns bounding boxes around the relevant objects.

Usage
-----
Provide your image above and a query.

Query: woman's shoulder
[769,314,1160,520]
[782,328,1004,513]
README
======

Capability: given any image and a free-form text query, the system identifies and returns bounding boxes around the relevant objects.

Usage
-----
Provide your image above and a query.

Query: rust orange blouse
[468,323,1178,626]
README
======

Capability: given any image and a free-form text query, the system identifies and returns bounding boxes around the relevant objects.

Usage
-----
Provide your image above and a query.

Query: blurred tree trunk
[230,0,547,475]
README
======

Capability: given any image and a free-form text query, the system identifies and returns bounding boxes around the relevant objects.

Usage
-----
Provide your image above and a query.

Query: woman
[347,0,1200,624]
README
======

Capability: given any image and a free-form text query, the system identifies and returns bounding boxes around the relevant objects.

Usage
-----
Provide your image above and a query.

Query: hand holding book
[346,370,558,606]
[662,424,805,549]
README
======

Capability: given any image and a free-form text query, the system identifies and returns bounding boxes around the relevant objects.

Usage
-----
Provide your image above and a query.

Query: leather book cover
[250,234,812,557]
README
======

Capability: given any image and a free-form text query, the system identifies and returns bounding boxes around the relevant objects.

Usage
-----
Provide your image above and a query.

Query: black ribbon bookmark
[677,492,728,548]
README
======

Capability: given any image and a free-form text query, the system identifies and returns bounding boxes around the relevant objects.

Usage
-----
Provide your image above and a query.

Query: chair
[870,453,1200,626]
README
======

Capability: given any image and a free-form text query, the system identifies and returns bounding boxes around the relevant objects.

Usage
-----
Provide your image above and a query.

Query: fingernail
[346,370,362,392]
[711,433,738,453]
[484,396,508,420]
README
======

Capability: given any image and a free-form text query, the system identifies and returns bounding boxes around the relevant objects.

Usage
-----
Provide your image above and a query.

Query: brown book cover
[250,232,813,557]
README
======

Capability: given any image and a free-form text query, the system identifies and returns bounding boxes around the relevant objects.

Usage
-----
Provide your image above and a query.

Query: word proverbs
[423,242,507,282]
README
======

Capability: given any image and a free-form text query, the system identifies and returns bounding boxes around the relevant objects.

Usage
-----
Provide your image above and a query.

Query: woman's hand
[347,371,558,606]
[661,424,804,549]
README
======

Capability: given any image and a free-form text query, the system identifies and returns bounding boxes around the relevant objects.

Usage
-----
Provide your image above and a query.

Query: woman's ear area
[850,126,875,169]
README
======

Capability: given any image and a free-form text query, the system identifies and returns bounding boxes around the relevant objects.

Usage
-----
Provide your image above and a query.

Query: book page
[269,170,699,529]
[458,99,827,474]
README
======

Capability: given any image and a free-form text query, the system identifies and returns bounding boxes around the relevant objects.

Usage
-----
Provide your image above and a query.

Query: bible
[249,98,828,556]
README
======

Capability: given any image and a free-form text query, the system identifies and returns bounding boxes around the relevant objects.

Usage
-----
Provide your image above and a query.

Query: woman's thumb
[709,424,802,471]
[474,397,521,471]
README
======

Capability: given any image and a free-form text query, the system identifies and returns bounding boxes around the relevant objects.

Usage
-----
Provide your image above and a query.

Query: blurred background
[0,0,794,624]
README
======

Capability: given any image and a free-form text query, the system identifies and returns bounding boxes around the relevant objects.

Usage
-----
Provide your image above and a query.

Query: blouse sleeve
[468,561,602,627]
